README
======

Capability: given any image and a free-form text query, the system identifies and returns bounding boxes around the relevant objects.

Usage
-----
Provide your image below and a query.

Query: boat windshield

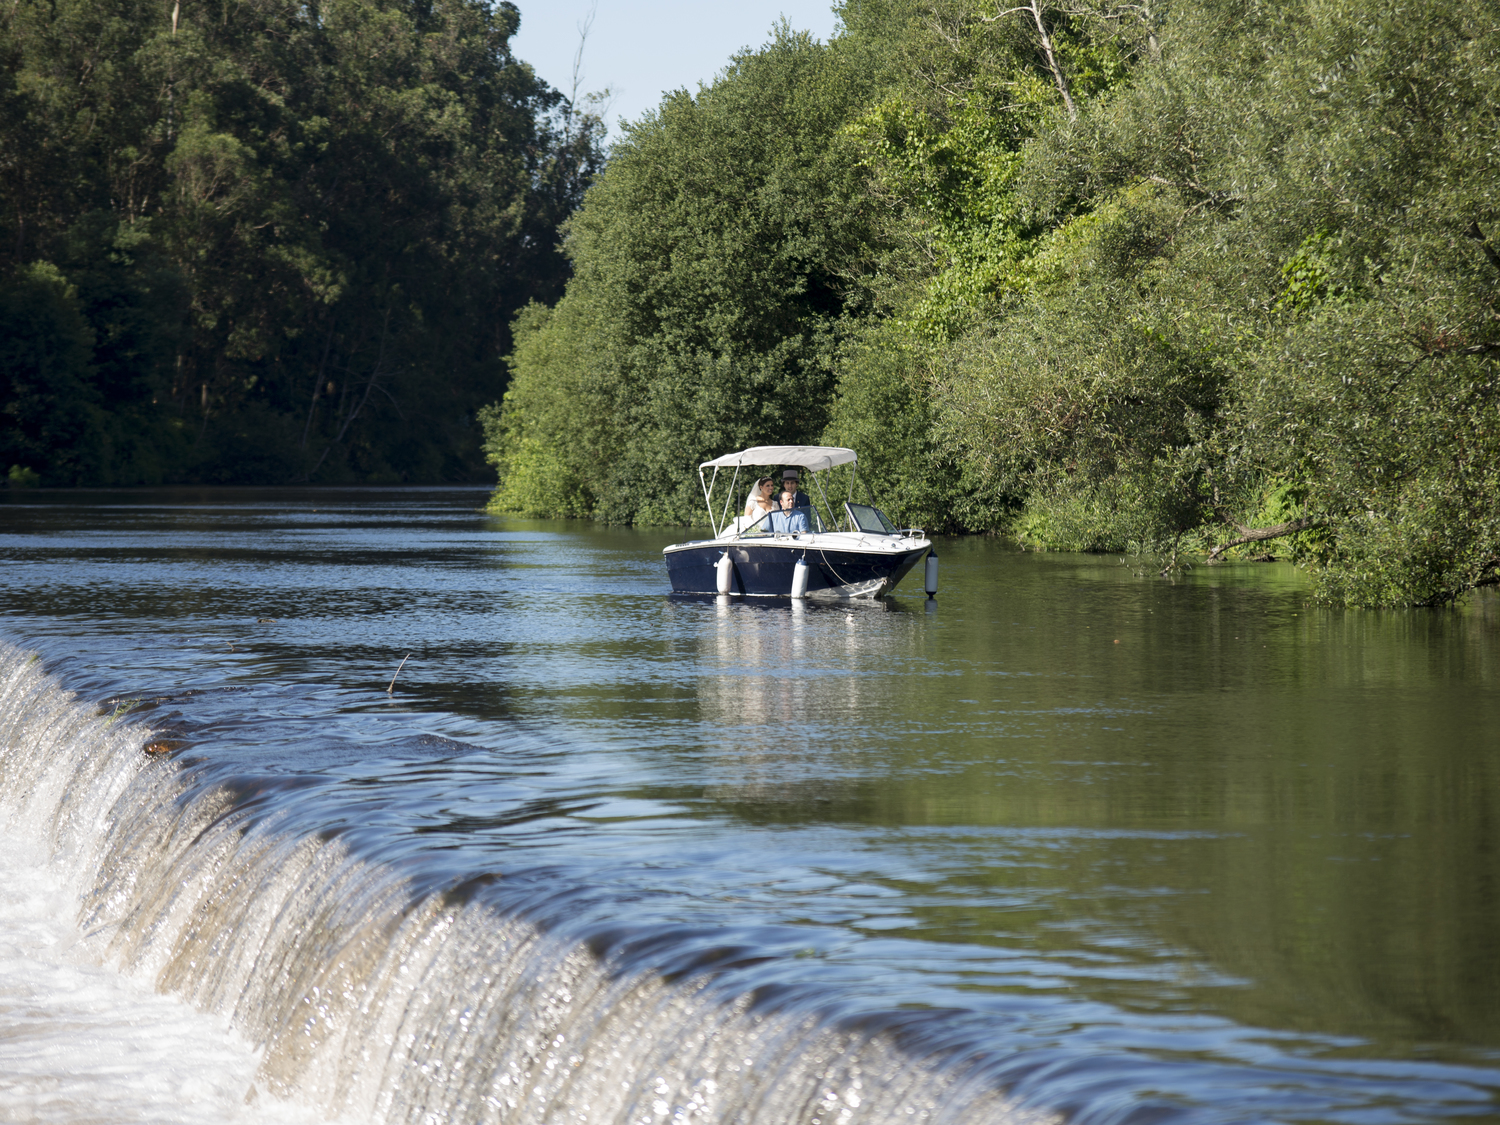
[845,502,898,534]
[738,507,826,537]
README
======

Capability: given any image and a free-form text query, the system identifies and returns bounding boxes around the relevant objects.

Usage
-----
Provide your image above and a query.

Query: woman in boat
[744,477,775,520]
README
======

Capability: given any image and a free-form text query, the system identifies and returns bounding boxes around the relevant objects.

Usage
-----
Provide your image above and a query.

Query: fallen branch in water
[387,653,411,694]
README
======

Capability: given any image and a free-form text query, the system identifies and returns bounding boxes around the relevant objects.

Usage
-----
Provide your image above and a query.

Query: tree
[487,26,890,523]
[0,0,604,485]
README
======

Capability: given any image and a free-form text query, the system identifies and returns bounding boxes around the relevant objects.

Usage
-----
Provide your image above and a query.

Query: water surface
[1,487,1496,1124]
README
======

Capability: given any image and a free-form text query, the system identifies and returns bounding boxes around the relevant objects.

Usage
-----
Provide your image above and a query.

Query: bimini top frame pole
[699,465,745,538]
[810,470,835,531]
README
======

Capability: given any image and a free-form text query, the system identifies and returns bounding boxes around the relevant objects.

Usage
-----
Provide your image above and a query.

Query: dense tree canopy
[1,0,602,484]
[485,0,1500,606]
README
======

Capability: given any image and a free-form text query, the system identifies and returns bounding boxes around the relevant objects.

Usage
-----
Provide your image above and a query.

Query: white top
[700,445,857,473]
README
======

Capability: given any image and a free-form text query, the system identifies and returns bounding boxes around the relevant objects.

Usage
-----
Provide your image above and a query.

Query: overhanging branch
[1207,516,1321,562]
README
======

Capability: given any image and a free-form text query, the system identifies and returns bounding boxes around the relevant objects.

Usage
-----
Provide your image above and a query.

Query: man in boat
[771,468,811,533]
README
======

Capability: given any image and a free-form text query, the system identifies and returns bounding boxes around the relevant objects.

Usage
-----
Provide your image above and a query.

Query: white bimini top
[698,445,857,473]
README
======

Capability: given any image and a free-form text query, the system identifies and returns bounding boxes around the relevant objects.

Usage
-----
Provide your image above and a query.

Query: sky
[509,1,843,136]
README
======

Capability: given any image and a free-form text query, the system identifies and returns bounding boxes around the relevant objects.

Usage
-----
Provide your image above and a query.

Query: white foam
[0,641,1049,1125]
[0,646,323,1125]
[0,837,320,1125]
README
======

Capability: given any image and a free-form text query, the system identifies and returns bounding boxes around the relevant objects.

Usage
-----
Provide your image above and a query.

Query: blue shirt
[769,492,811,533]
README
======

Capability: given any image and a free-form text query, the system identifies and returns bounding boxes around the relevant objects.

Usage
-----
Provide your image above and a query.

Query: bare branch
[980,0,1078,121]
[569,0,596,109]
[309,305,393,479]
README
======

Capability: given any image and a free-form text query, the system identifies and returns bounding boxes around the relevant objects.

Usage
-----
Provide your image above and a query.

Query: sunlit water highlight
[1,487,1497,1124]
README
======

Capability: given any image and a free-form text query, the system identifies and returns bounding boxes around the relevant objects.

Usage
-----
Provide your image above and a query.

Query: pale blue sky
[510,1,843,136]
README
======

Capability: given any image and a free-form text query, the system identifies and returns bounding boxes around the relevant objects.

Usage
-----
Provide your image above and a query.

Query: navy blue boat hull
[664,540,929,598]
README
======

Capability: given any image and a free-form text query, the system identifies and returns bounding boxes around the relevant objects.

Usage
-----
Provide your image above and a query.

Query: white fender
[716,552,734,594]
[791,557,810,599]
[924,552,938,598]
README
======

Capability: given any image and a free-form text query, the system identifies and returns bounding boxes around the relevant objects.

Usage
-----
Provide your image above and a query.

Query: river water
[0,486,1497,1125]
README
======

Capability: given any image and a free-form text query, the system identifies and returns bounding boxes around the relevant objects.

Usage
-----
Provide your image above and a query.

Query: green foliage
[0,0,603,485]
[822,323,976,531]
[840,0,1139,339]
[916,0,1500,602]
[481,301,605,517]
[1274,233,1351,313]
[482,0,1500,607]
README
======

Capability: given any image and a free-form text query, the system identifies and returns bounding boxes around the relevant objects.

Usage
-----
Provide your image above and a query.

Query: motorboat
[663,445,936,599]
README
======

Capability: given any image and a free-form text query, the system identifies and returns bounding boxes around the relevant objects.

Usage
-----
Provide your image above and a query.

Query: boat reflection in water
[700,593,897,805]
[664,446,934,600]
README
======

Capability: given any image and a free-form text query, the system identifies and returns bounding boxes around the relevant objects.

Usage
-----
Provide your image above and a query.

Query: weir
[0,641,1051,1124]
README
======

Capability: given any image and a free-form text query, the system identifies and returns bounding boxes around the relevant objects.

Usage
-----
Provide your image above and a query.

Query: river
[0,486,1496,1124]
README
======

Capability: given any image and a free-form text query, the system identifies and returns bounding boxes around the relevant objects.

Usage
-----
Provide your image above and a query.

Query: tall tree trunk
[990,1,1078,121]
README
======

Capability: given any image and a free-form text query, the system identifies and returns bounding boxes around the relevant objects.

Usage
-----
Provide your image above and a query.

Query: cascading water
[0,640,1052,1125]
